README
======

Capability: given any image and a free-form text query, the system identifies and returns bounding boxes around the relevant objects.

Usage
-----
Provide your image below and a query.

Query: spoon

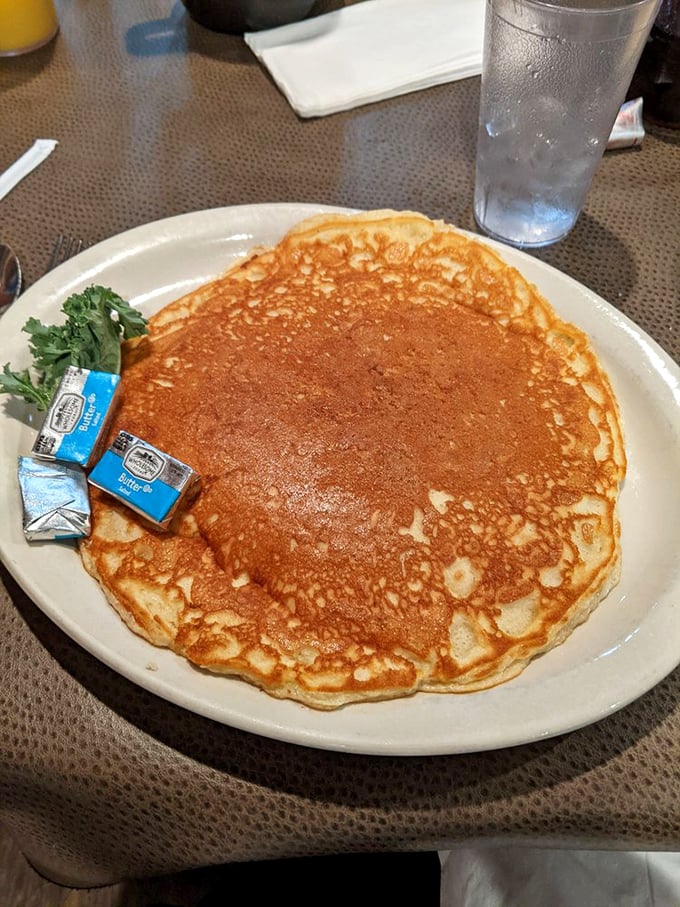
[0,242,22,314]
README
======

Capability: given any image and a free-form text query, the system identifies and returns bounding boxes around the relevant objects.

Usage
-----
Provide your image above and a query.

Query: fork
[48,234,84,271]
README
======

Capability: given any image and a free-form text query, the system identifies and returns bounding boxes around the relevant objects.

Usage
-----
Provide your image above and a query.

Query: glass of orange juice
[0,0,59,56]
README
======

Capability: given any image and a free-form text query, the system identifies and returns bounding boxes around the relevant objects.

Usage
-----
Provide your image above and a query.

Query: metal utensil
[48,234,84,271]
[0,242,22,314]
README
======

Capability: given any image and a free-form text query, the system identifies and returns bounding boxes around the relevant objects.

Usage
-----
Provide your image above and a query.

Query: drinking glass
[473,0,661,248]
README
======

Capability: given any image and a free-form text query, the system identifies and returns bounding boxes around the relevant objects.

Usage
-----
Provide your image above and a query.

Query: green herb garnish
[0,285,148,410]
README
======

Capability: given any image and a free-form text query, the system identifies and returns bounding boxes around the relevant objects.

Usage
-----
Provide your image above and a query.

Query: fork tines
[49,234,84,271]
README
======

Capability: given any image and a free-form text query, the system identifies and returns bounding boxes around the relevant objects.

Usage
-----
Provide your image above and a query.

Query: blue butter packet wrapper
[18,456,91,541]
[88,431,200,527]
[32,366,121,467]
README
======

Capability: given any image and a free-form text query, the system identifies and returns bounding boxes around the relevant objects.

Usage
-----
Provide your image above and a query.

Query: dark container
[180,0,320,33]
[628,0,680,128]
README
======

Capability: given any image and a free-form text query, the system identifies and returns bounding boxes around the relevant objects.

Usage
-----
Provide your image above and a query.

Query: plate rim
[1,201,680,756]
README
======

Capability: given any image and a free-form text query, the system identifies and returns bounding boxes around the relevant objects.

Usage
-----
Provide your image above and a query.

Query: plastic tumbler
[0,0,59,57]
[473,0,661,248]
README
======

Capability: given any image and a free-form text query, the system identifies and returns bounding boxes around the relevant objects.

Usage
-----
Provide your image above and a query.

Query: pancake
[79,210,626,709]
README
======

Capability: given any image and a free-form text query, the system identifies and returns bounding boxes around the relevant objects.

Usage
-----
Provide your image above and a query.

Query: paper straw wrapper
[0,139,58,201]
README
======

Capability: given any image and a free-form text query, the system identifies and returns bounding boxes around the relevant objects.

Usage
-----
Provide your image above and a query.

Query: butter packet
[606,97,645,151]
[88,430,200,528]
[18,456,91,541]
[32,366,121,467]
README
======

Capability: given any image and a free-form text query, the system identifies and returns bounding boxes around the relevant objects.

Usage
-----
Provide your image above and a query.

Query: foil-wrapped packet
[18,456,91,541]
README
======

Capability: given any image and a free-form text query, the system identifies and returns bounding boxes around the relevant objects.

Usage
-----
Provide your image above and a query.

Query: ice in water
[473,2,643,247]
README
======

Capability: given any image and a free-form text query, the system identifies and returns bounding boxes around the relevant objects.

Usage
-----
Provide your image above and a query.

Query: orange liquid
[0,0,59,55]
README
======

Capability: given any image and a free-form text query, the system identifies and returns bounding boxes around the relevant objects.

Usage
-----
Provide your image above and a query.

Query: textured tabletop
[0,0,679,888]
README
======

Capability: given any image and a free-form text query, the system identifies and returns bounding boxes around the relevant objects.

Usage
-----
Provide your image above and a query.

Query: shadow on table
[457,205,638,313]
[125,0,255,63]
[4,562,679,827]
[533,213,638,310]
[0,40,57,93]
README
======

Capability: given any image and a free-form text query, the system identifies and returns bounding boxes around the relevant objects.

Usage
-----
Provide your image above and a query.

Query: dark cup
[180,0,320,33]
[628,0,680,128]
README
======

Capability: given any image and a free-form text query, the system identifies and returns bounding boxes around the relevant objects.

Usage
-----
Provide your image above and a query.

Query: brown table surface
[1,0,679,889]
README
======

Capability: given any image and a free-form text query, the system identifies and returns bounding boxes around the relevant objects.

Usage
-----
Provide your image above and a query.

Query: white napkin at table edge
[244,0,485,118]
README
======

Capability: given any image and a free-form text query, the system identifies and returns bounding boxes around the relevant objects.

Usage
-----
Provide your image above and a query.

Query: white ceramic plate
[2,203,679,756]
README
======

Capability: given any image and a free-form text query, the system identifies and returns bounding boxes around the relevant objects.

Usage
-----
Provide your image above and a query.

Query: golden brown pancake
[79,210,626,709]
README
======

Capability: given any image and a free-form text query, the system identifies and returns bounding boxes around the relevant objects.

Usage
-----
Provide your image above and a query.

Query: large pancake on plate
[79,210,626,709]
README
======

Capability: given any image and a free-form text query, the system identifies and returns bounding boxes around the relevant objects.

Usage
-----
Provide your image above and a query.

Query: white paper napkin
[440,848,680,907]
[244,0,485,118]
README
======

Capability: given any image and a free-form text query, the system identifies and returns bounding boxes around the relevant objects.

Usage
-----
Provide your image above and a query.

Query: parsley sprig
[0,285,148,410]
